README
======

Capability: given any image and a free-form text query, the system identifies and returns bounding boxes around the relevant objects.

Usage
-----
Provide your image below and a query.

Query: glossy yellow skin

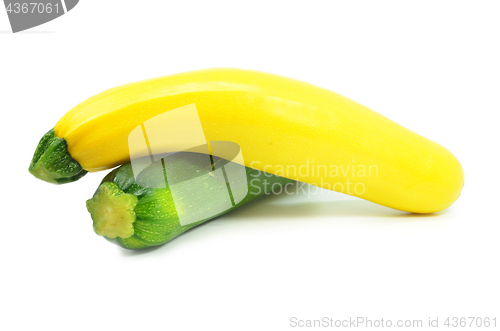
[54,68,463,213]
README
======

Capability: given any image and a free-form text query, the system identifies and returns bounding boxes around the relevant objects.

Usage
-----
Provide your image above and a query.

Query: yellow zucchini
[29,68,464,213]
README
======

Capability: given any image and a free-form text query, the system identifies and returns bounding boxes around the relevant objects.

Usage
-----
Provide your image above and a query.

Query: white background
[1,1,499,330]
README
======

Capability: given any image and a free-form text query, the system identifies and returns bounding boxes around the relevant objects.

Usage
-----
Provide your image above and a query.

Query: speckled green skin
[91,152,295,250]
[29,129,87,184]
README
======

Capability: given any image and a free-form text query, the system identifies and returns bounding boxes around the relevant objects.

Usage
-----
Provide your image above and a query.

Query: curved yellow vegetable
[30,68,464,213]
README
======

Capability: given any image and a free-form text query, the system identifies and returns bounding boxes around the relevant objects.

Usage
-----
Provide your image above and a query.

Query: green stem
[29,129,87,184]
[86,182,139,239]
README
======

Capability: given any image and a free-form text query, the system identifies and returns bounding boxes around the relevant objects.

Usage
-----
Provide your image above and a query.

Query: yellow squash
[29,68,464,213]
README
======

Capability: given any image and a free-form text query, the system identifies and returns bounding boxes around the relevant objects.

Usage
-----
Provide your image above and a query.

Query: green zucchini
[86,152,295,250]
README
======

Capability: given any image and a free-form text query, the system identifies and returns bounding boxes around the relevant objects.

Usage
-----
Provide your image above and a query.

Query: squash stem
[86,182,139,239]
[29,129,87,184]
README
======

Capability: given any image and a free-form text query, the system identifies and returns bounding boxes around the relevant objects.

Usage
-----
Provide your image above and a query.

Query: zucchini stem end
[29,129,87,184]
[86,182,138,239]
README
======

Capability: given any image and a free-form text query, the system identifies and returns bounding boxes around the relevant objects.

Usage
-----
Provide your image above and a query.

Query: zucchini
[86,152,294,249]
